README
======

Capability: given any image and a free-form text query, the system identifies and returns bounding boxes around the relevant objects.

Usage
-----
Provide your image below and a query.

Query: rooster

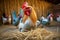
[18,2,38,32]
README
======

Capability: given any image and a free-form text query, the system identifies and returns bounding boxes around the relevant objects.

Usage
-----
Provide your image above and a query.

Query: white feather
[18,17,33,32]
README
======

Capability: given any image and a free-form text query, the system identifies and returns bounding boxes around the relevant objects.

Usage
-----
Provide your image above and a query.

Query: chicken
[47,13,54,22]
[11,11,20,26]
[56,16,60,22]
[2,13,8,24]
[11,9,24,26]
[2,17,7,24]
[40,16,49,25]
[18,2,38,32]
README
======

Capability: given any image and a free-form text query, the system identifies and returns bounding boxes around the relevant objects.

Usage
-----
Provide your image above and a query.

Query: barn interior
[0,0,60,40]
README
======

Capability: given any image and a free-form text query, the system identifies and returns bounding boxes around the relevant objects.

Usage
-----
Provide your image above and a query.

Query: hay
[0,28,58,40]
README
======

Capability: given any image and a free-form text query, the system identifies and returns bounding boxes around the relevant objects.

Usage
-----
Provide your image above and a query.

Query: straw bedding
[0,28,59,40]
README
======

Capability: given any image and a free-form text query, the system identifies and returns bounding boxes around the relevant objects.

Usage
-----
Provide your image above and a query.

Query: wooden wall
[0,0,4,25]
[1,0,53,19]
[0,0,4,15]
